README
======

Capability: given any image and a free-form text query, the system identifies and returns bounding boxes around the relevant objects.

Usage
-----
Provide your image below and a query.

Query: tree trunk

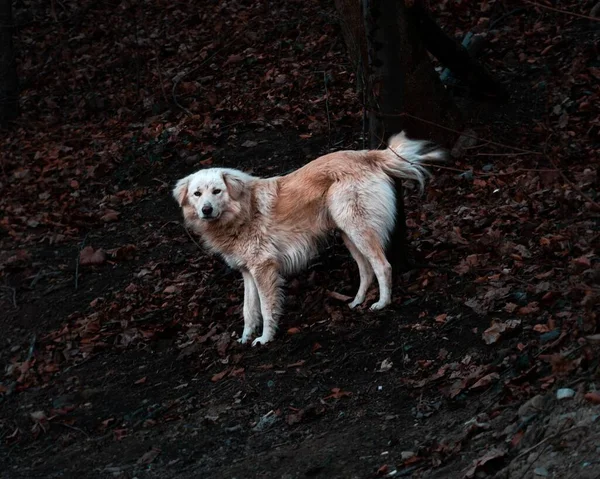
[0,0,18,125]
[361,0,460,272]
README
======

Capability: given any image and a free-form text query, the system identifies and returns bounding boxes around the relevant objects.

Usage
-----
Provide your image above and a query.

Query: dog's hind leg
[249,261,283,346]
[330,180,395,311]
[346,231,392,310]
[341,233,373,309]
[239,271,262,344]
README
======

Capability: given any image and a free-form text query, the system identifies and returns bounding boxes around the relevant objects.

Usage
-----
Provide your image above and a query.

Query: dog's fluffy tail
[378,131,446,191]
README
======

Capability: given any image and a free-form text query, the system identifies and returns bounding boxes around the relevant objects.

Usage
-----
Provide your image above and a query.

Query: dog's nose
[201,205,213,216]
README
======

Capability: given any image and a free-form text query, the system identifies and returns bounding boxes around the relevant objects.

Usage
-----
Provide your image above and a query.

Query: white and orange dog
[173,132,444,346]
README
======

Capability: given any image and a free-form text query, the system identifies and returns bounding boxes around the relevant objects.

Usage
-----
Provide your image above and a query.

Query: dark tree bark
[0,0,18,125]
[361,0,461,272]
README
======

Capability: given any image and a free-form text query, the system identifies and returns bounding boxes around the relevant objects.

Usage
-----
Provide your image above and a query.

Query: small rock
[556,388,576,400]
[540,330,561,344]
[458,170,474,181]
[252,410,279,432]
[401,451,415,460]
[482,164,494,172]
[241,140,258,148]
[518,394,547,418]
[534,466,549,476]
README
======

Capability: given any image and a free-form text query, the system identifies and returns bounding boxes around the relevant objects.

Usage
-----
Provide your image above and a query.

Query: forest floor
[1,0,599,478]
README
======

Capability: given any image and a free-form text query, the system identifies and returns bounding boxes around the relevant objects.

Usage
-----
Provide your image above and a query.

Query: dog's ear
[173,175,191,206]
[222,173,245,200]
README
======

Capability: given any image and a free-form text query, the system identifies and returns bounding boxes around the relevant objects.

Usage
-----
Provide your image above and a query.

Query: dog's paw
[251,335,273,347]
[369,300,390,311]
[238,335,251,345]
[348,298,364,309]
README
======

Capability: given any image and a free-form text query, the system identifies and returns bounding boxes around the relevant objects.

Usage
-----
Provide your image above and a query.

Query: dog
[173,132,445,346]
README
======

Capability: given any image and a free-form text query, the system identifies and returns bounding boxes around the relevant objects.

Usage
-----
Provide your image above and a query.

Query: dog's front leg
[239,270,261,344]
[249,261,283,346]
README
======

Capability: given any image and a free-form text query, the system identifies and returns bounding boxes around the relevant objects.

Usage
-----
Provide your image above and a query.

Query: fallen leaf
[533,324,550,333]
[465,448,507,478]
[110,244,137,261]
[216,332,231,357]
[376,464,389,475]
[324,387,352,400]
[113,428,128,441]
[79,246,107,266]
[379,358,393,372]
[584,392,600,404]
[287,360,306,368]
[470,372,499,390]
[572,255,591,268]
[287,327,301,335]
[286,409,304,425]
[211,369,230,382]
[504,302,518,313]
[482,320,521,345]
[135,376,147,385]
[100,209,120,222]
[225,53,244,65]
[518,302,539,315]
[137,446,161,465]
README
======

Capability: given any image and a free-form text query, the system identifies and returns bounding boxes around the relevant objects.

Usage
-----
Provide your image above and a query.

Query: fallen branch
[522,0,600,22]
[548,156,600,211]
[181,224,203,251]
[380,111,543,155]
[171,35,240,117]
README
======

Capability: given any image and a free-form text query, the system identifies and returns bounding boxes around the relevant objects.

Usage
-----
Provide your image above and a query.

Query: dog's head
[173,168,248,224]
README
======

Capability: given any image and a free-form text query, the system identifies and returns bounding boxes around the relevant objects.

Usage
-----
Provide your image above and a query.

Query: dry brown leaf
[79,246,106,266]
[211,369,230,382]
[326,290,353,302]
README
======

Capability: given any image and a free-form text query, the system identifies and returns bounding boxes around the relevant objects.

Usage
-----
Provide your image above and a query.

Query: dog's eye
[193,191,201,197]
[213,189,222,195]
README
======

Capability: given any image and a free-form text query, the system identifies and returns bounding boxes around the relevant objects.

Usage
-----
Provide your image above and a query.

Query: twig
[514,424,585,462]
[489,7,526,29]
[25,334,36,362]
[473,152,531,157]
[58,422,90,438]
[155,52,169,106]
[379,111,543,155]
[548,156,600,210]
[181,224,203,251]
[75,234,88,291]
[517,443,549,479]
[522,0,600,22]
